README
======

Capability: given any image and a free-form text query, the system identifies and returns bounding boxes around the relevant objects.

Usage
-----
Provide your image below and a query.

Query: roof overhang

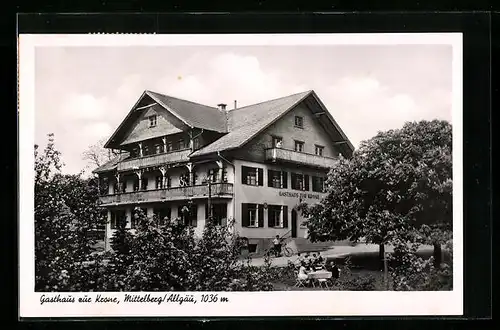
[306,91,355,157]
[104,90,193,150]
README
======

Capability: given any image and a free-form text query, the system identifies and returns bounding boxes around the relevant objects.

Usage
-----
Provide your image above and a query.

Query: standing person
[272,235,282,257]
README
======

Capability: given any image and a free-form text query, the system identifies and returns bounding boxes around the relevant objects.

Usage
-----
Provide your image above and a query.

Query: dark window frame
[268,205,282,228]
[294,140,305,152]
[272,135,283,147]
[294,116,304,128]
[315,145,325,156]
[148,115,157,128]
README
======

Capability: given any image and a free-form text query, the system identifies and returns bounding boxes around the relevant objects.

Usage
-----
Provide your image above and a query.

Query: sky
[35,44,453,175]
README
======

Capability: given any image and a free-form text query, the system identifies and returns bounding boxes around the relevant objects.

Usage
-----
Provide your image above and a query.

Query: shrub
[388,238,453,291]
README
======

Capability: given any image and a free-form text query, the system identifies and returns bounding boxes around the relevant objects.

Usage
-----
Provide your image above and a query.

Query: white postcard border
[19,33,463,317]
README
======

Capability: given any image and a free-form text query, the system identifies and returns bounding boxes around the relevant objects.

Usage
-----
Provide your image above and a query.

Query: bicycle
[264,241,294,258]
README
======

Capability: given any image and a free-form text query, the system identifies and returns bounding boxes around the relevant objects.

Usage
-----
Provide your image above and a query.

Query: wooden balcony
[99,183,234,206]
[265,148,338,169]
[117,149,191,171]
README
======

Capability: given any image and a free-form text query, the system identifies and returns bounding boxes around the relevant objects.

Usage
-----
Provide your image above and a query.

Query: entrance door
[291,209,297,238]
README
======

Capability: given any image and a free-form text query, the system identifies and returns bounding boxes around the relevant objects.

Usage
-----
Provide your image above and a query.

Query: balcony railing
[99,183,234,206]
[265,148,338,169]
[117,149,191,171]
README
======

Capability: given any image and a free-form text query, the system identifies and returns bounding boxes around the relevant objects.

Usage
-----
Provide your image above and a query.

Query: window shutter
[258,205,264,227]
[191,206,198,227]
[267,207,273,227]
[241,204,249,227]
[283,206,288,228]
[258,168,264,186]
[304,175,310,191]
[267,169,273,187]
[282,171,288,188]
[291,173,296,190]
[242,166,248,184]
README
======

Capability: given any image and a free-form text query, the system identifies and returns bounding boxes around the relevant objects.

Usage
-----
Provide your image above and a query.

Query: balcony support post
[186,163,194,186]
[159,166,168,189]
[216,160,223,183]
[114,172,121,193]
[138,142,143,157]
[161,137,167,153]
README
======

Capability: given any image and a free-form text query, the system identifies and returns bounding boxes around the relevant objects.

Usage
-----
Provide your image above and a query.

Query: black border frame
[10,10,492,326]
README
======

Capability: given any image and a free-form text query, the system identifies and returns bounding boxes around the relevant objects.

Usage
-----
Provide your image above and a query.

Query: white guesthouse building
[94,90,354,254]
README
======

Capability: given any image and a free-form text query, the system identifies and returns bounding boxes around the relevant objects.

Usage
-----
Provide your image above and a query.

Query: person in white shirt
[272,235,282,257]
[298,262,309,281]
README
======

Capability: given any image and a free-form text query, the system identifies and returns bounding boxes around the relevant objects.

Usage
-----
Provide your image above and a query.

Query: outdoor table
[306,270,332,288]
[307,270,332,280]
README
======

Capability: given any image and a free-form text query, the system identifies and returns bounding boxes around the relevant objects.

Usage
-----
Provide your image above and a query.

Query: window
[291,173,310,191]
[148,115,157,127]
[207,168,219,183]
[222,167,228,183]
[179,172,190,187]
[294,116,304,128]
[268,205,282,227]
[155,176,163,189]
[315,145,324,156]
[153,207,171,223]
[166,141,173,152]
[205,203,228,226]
[242,203,264,228]
[178,139,185,150]
[312,176,326,192]
[267,169,288,189]
[140,178,148,190]
[241,166,263,186]
[110,210,126,229]
[249,206,257,227]
[294,140,304,152]
[272,136,283,148]
[248,244,257,253]
[133,178,140,192]
[193,137,201,150]
[110,212,117,229]
[179,204,197,227]
[131,208,147,229]
[131,147,139,158]
[143,145,150,156]
[155,144,163,154]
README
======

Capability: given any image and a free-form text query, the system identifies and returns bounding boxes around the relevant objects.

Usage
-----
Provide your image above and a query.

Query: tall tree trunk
[433,242,442,268]
[378,243,385,270]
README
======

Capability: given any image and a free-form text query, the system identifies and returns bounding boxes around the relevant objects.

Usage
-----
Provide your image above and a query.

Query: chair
[294,272,307,288]
[317,278,330,289]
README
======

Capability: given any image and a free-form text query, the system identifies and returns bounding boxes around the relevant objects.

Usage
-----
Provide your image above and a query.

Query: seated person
[297,261,310,284]
[330,262,341,279]
[316,254,325,268]
[272,235,282,257]
[296,253,304,266]
[311,253,321,269]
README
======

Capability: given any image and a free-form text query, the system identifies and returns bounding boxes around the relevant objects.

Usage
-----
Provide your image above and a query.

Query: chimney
[217,103,227,111]
[234,100,237,109]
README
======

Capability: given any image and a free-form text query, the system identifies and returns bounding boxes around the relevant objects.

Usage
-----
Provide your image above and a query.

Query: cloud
[321,75,448,148]
[35,48,452,174]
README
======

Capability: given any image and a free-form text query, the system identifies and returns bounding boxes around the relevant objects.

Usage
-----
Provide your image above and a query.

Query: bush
[89,210,275,292]
[388,239,453,291]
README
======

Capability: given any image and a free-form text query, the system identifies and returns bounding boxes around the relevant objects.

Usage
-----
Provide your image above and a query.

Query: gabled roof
[190,91,311,157]
[190,90,355,157]
[92,152,130,174]
[104,90,227,149]
[147,91,227,133]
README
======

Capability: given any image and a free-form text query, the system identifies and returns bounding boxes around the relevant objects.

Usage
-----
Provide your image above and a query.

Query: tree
[35,133,107,291]
[82,138,120,168]
[299,120,452,268]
